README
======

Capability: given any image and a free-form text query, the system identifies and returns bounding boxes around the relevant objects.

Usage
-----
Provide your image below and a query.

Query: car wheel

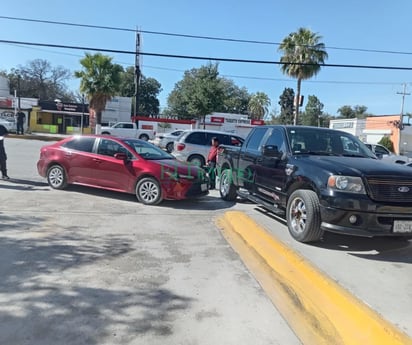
[286,190,323,243]
[101,132,110,135]
[188,155,205,167]
[47,164,68,190]
[219,169,237,201]
[135,177,162,205]
[166,142,174,153]
[139,134,149,141]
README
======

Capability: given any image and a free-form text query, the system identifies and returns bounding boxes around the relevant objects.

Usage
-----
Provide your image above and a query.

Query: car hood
[298,155,412,177]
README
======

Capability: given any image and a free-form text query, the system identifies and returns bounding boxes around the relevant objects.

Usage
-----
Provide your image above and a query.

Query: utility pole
[134,30,141,125]
[396,83,410,154]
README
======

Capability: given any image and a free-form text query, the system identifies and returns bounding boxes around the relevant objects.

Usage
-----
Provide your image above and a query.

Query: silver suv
[172,129,244,166]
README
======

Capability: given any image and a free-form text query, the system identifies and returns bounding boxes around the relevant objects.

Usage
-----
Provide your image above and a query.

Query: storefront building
[30,101,91,135]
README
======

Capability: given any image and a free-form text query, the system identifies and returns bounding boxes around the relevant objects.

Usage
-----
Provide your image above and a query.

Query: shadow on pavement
[0,213,194,344]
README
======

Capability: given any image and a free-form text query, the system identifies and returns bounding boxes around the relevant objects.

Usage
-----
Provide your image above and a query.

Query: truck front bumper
[319,194,412,237]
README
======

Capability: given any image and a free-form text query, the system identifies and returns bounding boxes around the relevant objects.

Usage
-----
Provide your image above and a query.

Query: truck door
[237,127,269,189]
[254,128,287,203]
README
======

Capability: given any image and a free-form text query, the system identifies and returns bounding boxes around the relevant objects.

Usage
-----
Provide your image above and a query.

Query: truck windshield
[286,127,375,158]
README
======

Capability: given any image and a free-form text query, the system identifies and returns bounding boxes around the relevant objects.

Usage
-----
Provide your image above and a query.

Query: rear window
[62,137,95,152]
[185,132,207,145]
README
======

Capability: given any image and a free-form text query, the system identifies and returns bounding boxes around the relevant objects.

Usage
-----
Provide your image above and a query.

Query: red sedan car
[37,135,209,205]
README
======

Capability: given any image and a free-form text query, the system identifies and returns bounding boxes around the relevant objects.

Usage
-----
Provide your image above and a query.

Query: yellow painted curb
[217,211,412,345]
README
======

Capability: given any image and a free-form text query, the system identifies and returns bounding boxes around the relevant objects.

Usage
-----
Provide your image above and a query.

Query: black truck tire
[286,190,323,243]
[219,169,237,201]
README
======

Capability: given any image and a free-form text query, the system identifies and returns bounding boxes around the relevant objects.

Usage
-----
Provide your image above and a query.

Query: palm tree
[248,92,271,120]
[278,28,328,125]
[75,53,123,134]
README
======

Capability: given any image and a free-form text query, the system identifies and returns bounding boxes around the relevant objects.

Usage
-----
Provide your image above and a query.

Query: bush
[378,136,394,152]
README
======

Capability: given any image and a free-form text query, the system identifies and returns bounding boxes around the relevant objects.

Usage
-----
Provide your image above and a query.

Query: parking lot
[0,137,411,344]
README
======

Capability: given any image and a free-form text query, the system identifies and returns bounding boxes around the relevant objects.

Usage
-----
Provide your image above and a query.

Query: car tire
[135,177,162,205]
[101,132,110,135]
[219,169,237,201]
[188,155,205,167]
[166,142,174,153]
[286,190,323,243]
[139,134,149,141]
[47,164,68,190]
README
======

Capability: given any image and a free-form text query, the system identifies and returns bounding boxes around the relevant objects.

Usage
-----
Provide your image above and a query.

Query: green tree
[278,28,328,125]
[219,79,250,114]
[337,105,369,119]
[378,136,394,152]
[278,88,295,125]
[166,63,225,123]
[75,53,123,133]
[248,92,271,120]
[301,95,324,126]
[119,66,162,116]
[1,59,73,101]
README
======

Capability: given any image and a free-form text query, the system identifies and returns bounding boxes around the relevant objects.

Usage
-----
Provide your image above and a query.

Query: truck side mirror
[262,145,281,158]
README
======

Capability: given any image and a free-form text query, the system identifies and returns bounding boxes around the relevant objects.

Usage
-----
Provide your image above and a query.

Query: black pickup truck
[216,125,412,242]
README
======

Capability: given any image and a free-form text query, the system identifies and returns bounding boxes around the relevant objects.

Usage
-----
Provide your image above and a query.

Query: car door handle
[93,158,103,163]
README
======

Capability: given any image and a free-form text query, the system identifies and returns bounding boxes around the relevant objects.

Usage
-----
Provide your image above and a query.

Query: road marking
[217,211,412,345]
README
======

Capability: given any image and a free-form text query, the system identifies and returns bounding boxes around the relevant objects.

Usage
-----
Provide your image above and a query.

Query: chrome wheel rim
[138,180,159,203]
[220,171,230,196]
[49,167,64,188]
[289,197,307,234]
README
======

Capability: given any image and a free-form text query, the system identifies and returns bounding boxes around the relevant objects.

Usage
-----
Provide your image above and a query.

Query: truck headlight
[327,175,365,194]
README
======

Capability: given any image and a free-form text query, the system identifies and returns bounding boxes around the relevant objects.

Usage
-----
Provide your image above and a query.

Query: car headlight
[327,175,365,194]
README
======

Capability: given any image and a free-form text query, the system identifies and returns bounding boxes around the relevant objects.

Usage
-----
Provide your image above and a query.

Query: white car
[151,130,184,152]
[0,117,16,134]
[365,143,411,164]
[172,129,245,166]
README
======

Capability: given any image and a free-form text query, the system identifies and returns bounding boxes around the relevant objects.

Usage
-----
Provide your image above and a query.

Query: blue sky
[2,0,412,117]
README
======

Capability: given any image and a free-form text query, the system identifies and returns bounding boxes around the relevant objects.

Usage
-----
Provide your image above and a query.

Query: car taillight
[176,143,186,151]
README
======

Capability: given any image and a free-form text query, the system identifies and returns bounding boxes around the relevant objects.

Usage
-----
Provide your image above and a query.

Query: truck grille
[366,177,412,202]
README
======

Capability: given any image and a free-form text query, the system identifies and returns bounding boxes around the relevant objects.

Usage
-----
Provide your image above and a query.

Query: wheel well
[135,174,161,189]
[287,181,317,200]
[188,154,205,166]
[101,131,110,135]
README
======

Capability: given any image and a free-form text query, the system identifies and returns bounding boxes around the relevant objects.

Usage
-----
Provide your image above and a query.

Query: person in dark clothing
[16,110,25,135]
[0,127,9,179]
[206,137,219,189]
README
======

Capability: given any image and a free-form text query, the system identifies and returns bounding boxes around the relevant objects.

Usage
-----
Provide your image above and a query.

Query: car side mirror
[114,152,128,161]
[375,153,383,159]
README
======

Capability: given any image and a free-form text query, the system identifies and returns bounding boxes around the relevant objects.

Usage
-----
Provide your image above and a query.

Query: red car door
[90,138,137,192]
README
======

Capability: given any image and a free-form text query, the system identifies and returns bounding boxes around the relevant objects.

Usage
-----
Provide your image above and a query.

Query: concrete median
[217,211,412,345]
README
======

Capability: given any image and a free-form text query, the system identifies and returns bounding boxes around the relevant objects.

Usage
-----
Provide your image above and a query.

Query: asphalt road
[1,137,411,344]
[0,137,301,345]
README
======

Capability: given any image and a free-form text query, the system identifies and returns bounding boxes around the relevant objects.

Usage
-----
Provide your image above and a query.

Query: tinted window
[62,137,95,152]
[266,129,285,153]
[186,132,207,145]
[375,145,390,155]
[97,138,132,158]
[245,127,268,151]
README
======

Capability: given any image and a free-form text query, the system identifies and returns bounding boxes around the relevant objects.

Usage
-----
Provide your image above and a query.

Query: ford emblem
[398,186,410,193]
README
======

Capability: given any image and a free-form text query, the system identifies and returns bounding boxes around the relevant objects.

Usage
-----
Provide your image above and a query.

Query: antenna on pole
[134,29,141,124]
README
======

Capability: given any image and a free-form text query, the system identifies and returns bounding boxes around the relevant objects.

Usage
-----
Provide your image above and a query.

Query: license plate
[393,220,412,233]
[201,183,208,191]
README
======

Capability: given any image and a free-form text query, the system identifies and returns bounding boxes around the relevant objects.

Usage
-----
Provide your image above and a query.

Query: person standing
[206,137,219,189]
[0,128,9,179]
[16,109,26,135]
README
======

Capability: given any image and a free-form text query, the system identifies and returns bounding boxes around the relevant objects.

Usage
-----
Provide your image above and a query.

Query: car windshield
[286,127,376,158]
[123,138,174,160]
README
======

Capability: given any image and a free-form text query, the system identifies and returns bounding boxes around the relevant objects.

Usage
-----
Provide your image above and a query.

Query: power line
[1,15,412,56]
[2,39,412,71]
